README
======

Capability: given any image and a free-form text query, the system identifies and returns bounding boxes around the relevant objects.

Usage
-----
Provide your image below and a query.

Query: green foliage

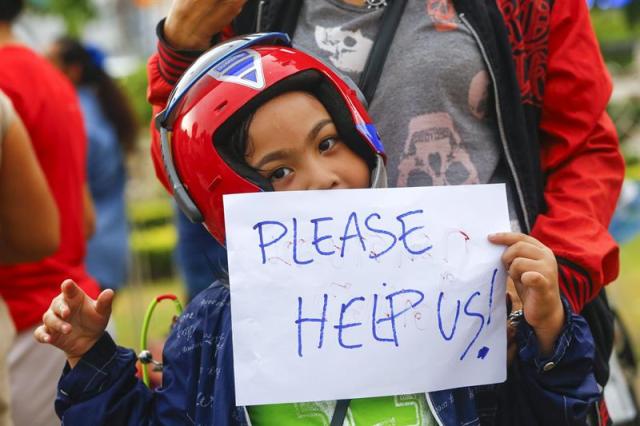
[623,0,640,28]
[118,64,153,131]
[27,0,95,37]
[128,198,174,229]
[590,8,640,67]
[611,235,640,357]
[608,97,640,170]
[129,199,176,280]
[131,223,176,254]
[626,160,640,179]
[591,8,634,42]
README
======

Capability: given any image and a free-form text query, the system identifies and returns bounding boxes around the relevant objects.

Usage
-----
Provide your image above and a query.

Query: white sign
[224,184,511,406]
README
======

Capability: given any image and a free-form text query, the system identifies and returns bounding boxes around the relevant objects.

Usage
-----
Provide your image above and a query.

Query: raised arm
[148,1,246,191]
[35,281,242,425]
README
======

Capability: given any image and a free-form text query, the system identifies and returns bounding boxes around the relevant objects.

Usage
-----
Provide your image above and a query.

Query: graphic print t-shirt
[248,393,438,425]
[294,0,519,225]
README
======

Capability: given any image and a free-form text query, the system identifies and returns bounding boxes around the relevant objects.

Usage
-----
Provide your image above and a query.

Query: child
[35,34,599,425]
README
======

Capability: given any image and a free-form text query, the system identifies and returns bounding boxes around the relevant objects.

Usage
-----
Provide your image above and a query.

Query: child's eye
[319,138,339,153]
[270,167,293,181]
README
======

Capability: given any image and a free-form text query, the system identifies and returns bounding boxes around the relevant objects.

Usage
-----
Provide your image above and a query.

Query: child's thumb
[95,289,114,317]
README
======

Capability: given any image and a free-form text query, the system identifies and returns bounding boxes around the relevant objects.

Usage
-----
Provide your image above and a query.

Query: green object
[27,0,95,36]
[248,393,437,425]
[139,294,183,387]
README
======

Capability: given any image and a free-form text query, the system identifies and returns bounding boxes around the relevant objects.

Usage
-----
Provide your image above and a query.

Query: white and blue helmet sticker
[207,49,265,90]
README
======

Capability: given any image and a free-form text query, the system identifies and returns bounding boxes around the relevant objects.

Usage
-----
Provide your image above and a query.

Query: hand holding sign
[490,232,564,357]
[225,184,514,406]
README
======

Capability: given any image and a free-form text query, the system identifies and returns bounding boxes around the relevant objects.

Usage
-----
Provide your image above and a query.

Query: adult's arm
[531,0,624,313]
[148,1,246,191]
[0,109,60,263]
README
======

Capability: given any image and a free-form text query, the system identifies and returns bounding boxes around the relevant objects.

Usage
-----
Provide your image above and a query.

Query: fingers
[34,324,63,343]
[507,257,541,283]
[506,278,523,311]
[48,288,71,320]
[491,233,557,288]
[488,232,544,249]
[42,308,71,335]
[60,279,89,316]
[34,325,51,343]
[95,289,114,317]
[61,279,81,300]
[520,271,549,288]
[501,240,546,268]
[55,296,70,320]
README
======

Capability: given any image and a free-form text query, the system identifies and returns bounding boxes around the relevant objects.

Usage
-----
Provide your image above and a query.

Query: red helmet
[157,33,386,245]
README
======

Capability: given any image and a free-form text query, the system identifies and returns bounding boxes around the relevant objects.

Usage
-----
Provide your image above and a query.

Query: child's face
[245,91,370,191]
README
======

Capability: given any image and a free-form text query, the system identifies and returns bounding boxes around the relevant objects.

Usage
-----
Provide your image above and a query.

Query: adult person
[0,1,100,424]
[0,90,60,426]
[48,37,136,292]
[147,1,624,421]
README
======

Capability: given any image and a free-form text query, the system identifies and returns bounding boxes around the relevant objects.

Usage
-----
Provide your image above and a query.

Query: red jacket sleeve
[147,21,235,194]
[532,0,624,312]
[147,17,213,193]
[147,51,178,193]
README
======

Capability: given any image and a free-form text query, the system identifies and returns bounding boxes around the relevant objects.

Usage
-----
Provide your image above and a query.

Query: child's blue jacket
[55,282,600,425]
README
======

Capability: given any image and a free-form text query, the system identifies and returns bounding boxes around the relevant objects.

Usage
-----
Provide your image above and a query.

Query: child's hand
[489,232,565,357]
[34,279,114,368]
[506,278,522,365]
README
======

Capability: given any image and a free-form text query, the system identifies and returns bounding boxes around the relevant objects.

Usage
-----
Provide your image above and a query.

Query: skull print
[314,25,373,74]
[396,112,479,187]
[426,0,458,32]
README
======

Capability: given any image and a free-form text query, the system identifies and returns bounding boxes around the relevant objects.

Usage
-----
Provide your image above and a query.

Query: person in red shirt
[0,1,100,424]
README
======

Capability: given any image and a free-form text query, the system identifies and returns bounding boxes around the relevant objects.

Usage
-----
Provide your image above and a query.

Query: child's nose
[307,165,340,190]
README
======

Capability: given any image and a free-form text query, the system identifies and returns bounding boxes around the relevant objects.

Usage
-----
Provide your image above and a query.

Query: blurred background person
[174,208,227,301]
[0,1,100,425]
[0,88,60,426]
[48,37,136,293]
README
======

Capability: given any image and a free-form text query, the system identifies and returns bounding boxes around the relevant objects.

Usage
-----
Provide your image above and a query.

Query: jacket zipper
[459,13,531,232]
[256,0,266,32]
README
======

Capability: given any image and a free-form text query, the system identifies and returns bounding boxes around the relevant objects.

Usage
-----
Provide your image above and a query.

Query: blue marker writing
[311,217,335,256]
[437,291,461,341]
[364,213,397,259]
[295,294,329,357]
[340,212,366,257]
[334,297,365,349]
[253,220,287,264]
[292,218,313,265]
[377,289,425,346]
[460,291,485,361]
[396,210,432,255]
